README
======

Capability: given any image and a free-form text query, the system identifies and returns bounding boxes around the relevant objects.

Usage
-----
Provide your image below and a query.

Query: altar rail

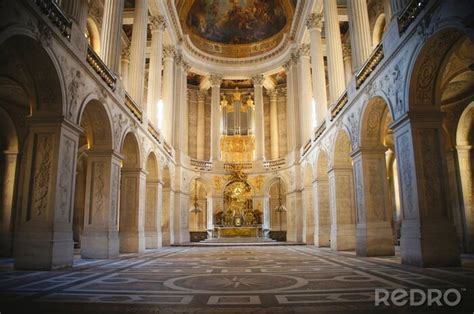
[33,0,72,40]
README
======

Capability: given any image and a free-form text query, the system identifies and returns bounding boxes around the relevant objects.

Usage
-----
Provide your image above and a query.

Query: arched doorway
[303,163,315,244]
[0,35,79,269]
[119,132,145,253]
[267,177,287,241]
[314,150,330,247]
[393,28,473,266]
[329,130,356,251]
[354,96,396,256]
[78,100,117,259]
[188,178,209,242]
[145,152,161,249]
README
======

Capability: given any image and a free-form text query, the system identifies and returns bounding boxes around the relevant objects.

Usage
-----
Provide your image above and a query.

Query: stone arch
[188,177,209,234]
[393,27,473,265]
[161,165,172,246]
[456,102,474,252]
[302,162,314,244]
[119,132,144,253]
[144,152,161,249]
[328,129,356,251]
[267,176,287,240]
[74,99,114,254]
[314,148,330,247]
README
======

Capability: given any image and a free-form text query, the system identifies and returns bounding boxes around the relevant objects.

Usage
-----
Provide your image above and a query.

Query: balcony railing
[124,93,143,122]
[190,159,212,171]
[148,123,161,143]
[86,46,117,91]
[314,121,326,142]
[163,140,174,158]
[263,158,286,170]
[398,0,428,34]
[355,43,384,89]
[301,138,312,157]
[223,162,253,171]
[330,91,348,121]
[33,0,72,40]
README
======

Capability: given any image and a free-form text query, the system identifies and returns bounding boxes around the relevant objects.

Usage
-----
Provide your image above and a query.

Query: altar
[216,226,262,238]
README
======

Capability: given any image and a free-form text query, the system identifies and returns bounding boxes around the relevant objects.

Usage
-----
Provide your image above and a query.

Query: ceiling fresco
[177,0,295,58]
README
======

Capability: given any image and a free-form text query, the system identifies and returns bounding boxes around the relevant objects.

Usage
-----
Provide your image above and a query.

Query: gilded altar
[213,171,263,237]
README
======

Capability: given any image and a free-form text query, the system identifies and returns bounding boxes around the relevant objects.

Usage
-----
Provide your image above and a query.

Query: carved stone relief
[58,137,75,220]
[31,134,53,218]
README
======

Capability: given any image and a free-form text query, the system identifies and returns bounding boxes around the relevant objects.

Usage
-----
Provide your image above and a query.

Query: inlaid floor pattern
[1,246,473,313]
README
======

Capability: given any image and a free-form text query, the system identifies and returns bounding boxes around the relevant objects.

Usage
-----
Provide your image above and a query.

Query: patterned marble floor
[1,246,473,313]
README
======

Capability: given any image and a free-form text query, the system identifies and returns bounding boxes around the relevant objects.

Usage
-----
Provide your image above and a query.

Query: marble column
[172,54,190,154]
[161,45,175,141]
[268,89,279,160]
[306,13,328,126]
[145,180,163,249]
[328,167,356,251]
[253,74,265,161]
[313,179,330,247]
[13,122,82,269]
[128,0,148,107]
[323,0,346,103]
[120,46,130,91]
[61,0,88,31]
[342,44,353,84]
[297,44,314,144]
[0,152,17,256]
[196,91,206,160]
[393,114,460,266]
[99,0,124,73]
[352,148,394,256]
[209,74,222,161]
[283,59,298,152]
[347,0,372,70]
[147,15,166,127]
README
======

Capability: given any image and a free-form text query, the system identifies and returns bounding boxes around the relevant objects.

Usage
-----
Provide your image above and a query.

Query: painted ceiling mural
[177,0,295,58]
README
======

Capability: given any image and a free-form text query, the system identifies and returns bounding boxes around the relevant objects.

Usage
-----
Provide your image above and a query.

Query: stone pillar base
[330,223,356,251]
[14,232,74,270]
[401,220,461,267]
[120,231,145,253]
[314,226,330,247]
[356,221,394,256]
[81,229,119,259]
[145,231,162,249]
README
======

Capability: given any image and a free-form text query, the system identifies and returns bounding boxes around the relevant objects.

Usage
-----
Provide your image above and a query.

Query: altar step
[174,237,305,246]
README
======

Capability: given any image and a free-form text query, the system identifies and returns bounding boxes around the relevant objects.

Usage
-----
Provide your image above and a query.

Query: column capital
[306,13,324,31]
[209,74,223,86]
[297,44,311,58]
[197,90,207,101]
[163,45,176,59]
[121,45,130,60]
[149,15,166,31]
[267,89,278,101]
[282,60,292,72]
[252,74,265,86]
[342,44,352,59]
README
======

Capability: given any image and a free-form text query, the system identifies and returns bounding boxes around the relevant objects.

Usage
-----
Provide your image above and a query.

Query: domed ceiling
[177,0,295,58]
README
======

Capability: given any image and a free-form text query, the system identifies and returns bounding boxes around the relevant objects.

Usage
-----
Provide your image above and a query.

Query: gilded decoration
[220,135,255,162]
[177,0,294,58]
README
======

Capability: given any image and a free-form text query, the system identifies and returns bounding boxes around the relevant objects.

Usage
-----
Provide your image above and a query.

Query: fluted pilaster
[297,44,314,143]
[252,74,265,161]
[268,89,279,160]
[323,0,346,103]
[128,0,148,107]
[162,45,175,140]
[348,0,372,70]
[100,0,124,73]
[306,13,328,126]
[209,74,223,161]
